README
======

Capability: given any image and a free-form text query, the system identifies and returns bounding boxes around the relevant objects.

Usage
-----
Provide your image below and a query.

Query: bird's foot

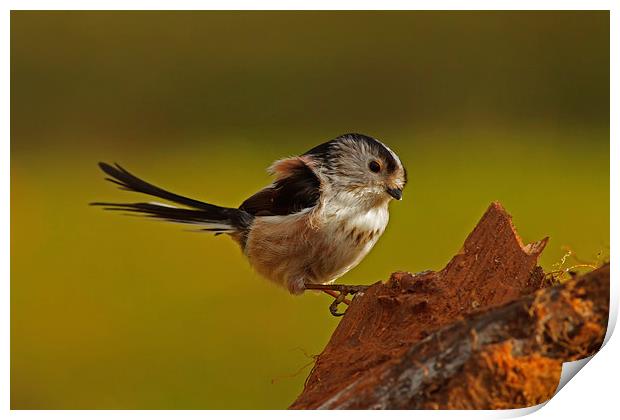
[304,283,370,317]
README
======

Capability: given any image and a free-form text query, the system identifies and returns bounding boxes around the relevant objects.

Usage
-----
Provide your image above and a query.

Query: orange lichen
[422,342,561,409]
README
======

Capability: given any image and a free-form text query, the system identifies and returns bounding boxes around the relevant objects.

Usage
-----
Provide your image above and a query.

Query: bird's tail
[91,162,253,234]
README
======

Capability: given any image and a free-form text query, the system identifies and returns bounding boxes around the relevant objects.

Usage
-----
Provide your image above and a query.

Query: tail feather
[97,162,219,211]
[92,163,253,233]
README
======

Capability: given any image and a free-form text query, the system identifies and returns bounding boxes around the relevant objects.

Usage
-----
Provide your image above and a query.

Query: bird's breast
[243,204,390,293]
[316,204,390,277]
[325,206,388,242]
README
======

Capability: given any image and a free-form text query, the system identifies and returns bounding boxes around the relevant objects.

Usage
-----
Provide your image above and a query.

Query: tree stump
[290,202,609,409]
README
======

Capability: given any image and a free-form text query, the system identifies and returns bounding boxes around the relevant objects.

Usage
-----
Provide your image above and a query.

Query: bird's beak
[386,187,403,200]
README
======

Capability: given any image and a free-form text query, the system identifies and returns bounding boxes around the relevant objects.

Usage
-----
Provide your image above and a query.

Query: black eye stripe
[368,160,381,173]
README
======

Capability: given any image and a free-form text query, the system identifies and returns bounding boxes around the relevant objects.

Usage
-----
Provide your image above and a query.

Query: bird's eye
[368,160,381,173]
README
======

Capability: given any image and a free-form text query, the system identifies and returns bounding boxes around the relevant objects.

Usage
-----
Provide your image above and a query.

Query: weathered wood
[290,202,608,409]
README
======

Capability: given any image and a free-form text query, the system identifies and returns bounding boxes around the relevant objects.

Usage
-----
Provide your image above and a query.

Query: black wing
[239,159,321,216]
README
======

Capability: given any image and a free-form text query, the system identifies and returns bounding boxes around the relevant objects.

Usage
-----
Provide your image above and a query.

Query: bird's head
[304,133,407,206]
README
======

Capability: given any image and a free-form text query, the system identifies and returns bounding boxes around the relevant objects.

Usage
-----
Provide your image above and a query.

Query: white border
[3,2,616,419]
[2,0,616,10]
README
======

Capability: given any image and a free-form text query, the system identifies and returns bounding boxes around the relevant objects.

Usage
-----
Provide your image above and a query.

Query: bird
[92,133,407,315]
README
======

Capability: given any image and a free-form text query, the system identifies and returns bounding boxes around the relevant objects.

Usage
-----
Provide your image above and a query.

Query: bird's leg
[305,283,370,317]
[305,283,370,295]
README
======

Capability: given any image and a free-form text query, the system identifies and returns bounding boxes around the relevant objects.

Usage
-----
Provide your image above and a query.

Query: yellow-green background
[11,11,609,409]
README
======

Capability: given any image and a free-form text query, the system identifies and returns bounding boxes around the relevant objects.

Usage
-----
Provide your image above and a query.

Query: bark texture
[290,202,609,410]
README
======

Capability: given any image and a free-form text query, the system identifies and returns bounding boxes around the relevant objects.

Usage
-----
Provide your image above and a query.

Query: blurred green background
[11,11,609,409]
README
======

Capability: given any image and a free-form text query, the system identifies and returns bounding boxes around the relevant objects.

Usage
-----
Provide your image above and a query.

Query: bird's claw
[329,292,348,316]
[305,283,370,317]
